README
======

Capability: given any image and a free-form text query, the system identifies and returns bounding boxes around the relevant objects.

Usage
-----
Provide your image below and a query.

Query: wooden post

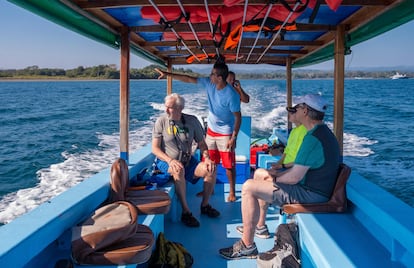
[286,57,293,131]
[167,59,173,95]
[119,26,130,161]
[334,25,345,157]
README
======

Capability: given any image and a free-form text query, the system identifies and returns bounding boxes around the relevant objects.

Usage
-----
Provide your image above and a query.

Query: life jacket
[223,0,342,11]
[186,53,240,64]
[140,4,304,41]
[225,19,297,50]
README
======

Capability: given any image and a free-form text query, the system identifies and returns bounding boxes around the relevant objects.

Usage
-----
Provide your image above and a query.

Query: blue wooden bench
[0,143,174,268]
[295,171,414,268]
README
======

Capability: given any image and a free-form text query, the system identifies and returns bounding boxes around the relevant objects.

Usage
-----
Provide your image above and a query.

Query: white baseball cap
[294,94,327,112]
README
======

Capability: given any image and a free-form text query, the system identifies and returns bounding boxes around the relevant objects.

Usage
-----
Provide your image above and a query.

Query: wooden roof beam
[75,0,389,10]
[131,23,336,33]
[170,56,288,65]
[141,39,323,48]
[156,47,308,56]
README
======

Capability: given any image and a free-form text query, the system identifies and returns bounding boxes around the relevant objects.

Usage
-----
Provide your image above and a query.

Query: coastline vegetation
[0,64,411,80]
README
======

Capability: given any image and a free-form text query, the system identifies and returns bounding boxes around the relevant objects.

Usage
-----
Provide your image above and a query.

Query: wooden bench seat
[297,211,393,267]
[294,171,414,267]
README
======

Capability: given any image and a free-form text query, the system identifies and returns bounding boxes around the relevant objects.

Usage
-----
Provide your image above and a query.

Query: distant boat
[391,72,408,79]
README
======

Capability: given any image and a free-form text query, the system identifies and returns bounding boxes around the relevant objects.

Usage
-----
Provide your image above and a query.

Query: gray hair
[306,105,325,120]
[165,93,185,109]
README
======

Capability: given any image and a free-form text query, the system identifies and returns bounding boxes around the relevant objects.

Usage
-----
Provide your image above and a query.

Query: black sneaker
[219,239,258,260]
[181,212,200,227]
[201,204,220,218]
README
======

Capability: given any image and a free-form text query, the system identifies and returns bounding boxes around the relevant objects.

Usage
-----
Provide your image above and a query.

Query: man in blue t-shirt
[155,63,241,202]
[219,93,340,260]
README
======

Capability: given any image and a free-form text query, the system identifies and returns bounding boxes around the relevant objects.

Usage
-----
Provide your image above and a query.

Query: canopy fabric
[7,0,414,68]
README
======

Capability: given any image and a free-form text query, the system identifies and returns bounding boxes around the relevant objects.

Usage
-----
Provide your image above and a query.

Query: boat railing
[0,165,111,267]
[0,143,167,267]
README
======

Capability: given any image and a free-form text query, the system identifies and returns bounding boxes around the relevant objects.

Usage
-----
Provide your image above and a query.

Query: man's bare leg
[226,167,236,202]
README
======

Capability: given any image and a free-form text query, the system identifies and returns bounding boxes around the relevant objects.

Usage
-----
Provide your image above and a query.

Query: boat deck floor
[164,181,281,268]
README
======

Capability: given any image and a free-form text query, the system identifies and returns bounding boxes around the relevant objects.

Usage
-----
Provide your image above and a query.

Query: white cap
[294,94,327,112]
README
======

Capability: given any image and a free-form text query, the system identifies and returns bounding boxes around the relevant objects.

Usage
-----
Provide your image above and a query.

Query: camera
[178,151,191,166]
[233,81,239,87]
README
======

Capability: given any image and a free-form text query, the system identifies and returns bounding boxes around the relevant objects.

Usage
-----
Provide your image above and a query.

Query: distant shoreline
[1,64,412,80]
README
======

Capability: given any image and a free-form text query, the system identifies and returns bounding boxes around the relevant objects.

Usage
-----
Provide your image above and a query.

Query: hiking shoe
[181,212,200,227]
[219,239,258,260]
[201,204,220,218]
[236,224,271,239]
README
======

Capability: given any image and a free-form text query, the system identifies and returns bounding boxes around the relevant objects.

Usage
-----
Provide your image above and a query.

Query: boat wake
[0,88,384,224]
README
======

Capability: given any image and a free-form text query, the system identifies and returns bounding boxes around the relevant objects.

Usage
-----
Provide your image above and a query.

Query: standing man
[219,94,340,259]
[152,93,219,227]
[155,62,241,202]
[227,71,250,103]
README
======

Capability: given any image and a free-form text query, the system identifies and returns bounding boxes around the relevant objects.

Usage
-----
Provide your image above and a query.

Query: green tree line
[0,64,199,80]
[0,64,412,79]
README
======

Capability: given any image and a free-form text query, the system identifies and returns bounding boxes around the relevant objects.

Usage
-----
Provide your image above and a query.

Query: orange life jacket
[225,20,297,50]
[186,53,239,64]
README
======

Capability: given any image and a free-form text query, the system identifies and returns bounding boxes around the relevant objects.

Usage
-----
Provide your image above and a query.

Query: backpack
[148,232,194,268]
[257,223,301,268]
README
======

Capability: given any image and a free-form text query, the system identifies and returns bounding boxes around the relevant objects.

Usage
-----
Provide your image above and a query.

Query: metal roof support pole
[176,0,209,58]
[236,0,249,62]
[204,0,220,55]
[286,57,293,132]
[334,24,345,157]
[256,1,300,63]
[148,0,200,62]
[119,26,130,162]
[246,3,273,62]
[167,59,173,95]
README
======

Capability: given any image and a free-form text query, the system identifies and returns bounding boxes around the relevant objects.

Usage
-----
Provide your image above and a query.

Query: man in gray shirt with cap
[219,93,340,259]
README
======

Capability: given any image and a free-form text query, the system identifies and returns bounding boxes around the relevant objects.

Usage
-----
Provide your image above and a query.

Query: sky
[1,1,414,71]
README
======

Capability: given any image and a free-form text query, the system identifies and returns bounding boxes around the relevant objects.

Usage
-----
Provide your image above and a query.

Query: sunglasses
[286,104,307,113]
[286,107,297,113]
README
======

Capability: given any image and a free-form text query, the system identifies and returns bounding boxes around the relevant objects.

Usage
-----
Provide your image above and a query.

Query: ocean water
[0,79,413,224]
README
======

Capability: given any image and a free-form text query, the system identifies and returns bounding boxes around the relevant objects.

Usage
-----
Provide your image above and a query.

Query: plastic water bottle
[268,128,279,145]
[151,161,157,176]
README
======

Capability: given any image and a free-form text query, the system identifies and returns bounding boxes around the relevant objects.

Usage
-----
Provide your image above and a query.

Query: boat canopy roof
[8,0,414,68]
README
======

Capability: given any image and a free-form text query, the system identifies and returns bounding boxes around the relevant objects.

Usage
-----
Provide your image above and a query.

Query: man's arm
[228,111,241,150]
[198,139,216,173]
[155,68,197,84]
[198,140,210,160]
[152,137,173,164]
[232,111,242,140]
[273,164,309,185]
[233,81,250,103]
